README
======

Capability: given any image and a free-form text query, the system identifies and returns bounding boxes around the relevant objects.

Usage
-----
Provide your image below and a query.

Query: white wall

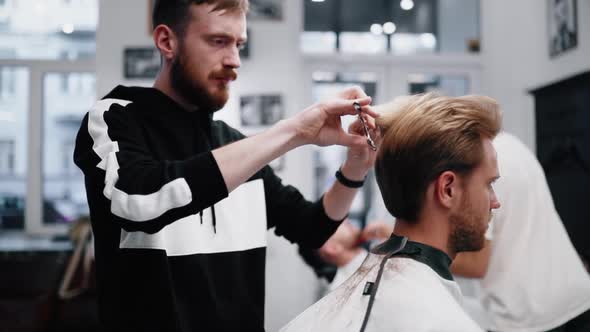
[97,1,320,331]
[480,0,589,150]
[96,1,154,97]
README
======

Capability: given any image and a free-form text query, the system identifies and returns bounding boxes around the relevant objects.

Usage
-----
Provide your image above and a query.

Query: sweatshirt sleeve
[262,167,344,249]
[73,99,228,234]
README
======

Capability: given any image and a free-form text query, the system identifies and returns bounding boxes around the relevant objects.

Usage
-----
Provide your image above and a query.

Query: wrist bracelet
[335,167,365,188]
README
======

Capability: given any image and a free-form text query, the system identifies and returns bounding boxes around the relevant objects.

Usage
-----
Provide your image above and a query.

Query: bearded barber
[73,1,378,331]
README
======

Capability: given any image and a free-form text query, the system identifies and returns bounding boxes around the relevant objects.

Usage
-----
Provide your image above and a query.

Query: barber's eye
[212,38,226,46]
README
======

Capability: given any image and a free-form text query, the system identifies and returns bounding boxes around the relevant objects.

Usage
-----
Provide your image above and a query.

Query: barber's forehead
[189,4,245,28]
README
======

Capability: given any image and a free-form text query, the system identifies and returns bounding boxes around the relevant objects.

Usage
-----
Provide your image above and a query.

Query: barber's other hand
[319,221,393,267]
[318,220,364,267]
[289,86,378,148]
[318,220,363,266]
[358,221,394,245]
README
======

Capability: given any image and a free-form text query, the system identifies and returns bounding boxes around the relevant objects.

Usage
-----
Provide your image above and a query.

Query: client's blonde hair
[374,93,502,222]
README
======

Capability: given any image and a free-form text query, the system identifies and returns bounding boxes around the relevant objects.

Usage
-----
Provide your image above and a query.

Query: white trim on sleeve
[87,98,192,222]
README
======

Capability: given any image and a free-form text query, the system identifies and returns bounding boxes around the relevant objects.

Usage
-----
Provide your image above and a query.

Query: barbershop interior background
[0,0,588,331]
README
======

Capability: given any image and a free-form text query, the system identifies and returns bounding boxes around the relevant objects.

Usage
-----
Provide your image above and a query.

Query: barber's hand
[318,220,364,267]
[319,220,394,267]
[290,87,378,148]
[357,221,394,245]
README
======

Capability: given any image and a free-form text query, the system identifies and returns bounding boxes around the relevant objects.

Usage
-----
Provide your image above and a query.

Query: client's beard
[448,200,487,254]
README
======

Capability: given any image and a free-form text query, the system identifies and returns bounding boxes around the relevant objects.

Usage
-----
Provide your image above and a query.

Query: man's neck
[393,218,455,259]
[153,73,197,112]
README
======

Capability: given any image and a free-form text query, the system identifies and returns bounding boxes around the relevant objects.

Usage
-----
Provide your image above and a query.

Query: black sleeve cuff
[298,246,337,282]
[300,196,345,249]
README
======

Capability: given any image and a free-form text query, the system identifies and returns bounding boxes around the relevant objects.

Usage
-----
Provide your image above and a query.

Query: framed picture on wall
[240,94,284,127]
[548,0,578,57]
[124,47,161,79]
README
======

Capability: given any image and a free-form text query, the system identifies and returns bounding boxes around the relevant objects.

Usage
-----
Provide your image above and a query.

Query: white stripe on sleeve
[87,98,192,222]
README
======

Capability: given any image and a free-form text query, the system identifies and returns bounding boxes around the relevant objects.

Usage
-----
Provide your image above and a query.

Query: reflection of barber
[552,0,577,54]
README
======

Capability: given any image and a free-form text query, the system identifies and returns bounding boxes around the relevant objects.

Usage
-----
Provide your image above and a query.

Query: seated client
[281,93,502,332]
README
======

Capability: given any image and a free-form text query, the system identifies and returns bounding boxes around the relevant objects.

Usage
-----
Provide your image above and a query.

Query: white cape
[281,253,483,332]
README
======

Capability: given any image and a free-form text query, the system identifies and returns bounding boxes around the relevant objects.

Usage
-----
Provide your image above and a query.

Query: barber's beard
[170,53,231,113]
[448,198,489,254]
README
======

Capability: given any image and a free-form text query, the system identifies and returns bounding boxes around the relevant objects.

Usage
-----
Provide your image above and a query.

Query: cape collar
[370,233,454,281]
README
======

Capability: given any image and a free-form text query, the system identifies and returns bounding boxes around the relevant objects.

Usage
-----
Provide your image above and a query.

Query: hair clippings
[353,101,377,151]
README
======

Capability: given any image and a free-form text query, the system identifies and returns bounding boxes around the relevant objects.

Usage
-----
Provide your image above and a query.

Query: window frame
[0,58,94,236]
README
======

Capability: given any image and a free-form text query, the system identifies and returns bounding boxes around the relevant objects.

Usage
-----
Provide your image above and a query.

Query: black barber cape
[73,86,343,332]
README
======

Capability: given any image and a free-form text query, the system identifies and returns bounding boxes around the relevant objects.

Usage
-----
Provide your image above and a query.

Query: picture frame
[548,0,578,57]
[240,94,284,127]
[124,47,161,80]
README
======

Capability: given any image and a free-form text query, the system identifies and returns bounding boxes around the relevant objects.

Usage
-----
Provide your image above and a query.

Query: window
[0,140,14,175]
[0,66,16,100]
[408,73,469,96]
[0,66,28,230]
[43,72,95,225]
[61,139,75,176]
[303,0,480,55]
[0,2,97,233]
[339,32,388,54]
[300,31,337,54]
[0,0,98,60]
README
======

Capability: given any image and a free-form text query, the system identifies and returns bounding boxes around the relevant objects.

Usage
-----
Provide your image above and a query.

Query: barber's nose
[223,47,241,69]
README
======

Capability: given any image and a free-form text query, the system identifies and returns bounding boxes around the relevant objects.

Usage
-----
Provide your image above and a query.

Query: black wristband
[335,167,365,188]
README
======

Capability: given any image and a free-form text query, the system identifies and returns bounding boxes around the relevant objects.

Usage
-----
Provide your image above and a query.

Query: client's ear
[435,171,459,209]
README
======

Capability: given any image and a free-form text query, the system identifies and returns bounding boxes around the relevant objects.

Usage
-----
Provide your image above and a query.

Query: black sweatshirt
[73,86,343,332]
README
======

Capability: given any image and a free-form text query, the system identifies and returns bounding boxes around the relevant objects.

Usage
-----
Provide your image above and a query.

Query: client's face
[449,138,500,253]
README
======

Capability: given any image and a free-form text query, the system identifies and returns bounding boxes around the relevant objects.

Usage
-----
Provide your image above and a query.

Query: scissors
[353,101,377,151]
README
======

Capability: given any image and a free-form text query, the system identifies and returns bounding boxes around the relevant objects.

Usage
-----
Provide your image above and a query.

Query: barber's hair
[152,0,249,37]
[374,93,502,222]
